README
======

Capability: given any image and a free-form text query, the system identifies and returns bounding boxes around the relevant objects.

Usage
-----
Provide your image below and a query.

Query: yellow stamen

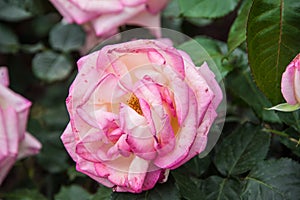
[127,94,143,115]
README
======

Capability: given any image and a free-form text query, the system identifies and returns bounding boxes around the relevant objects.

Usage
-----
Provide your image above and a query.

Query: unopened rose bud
[281,54,300,105]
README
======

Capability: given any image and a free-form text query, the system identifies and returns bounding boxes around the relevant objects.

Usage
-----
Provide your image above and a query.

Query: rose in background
[62,39,223,193]
[268,53,300,112]
[49,0,169,51]
[0,67,42,185]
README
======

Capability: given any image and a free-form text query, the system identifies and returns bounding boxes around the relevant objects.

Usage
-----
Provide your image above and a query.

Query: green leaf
[111,192,144,200]
[42,105,69,129]
[172,172,204,200]
[37,143,69,173]
[277,110,300,132]
[283,140,300,157]
[29,13,61,38]
[0,0,31,21]
[36,131,69,173]
[226,68,280,122]
[144,180,181,200]
[162,0,182,31]
[199,176,242,200]
[227,0,253,53]
[111,179,180,200]
[178,0,239,18]
[67,166,87,181]
[266,103,300,112]
[0,23,19,53]
[214,123,271,176]
[163,0,180,18]
[49,23,85,52]
[242,158,300,200]
[177,36,234,81]
[247,0,300,104]
[4,189,47,200]
[186,18,213,27]
[171,156,211,200]
[174,156,211,177]
[6,0,46,15]
[55,185,91,200]
[91,186,112,200]
[279,128,300,157]
[32,51,73,83]
[21,43,45,53]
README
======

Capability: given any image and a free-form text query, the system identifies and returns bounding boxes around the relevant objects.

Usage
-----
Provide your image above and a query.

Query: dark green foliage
[0,0,299,200]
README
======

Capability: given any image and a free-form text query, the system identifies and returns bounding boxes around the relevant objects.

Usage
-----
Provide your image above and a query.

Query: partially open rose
[49,0,168,37]
[0,67,41,185]
[62,39,222,193]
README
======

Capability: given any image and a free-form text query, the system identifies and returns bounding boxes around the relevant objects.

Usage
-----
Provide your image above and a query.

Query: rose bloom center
[127,93,143,115]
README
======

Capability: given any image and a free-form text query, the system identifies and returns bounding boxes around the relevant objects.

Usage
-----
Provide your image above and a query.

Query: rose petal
[76,159,114,187]
[281,63,297,105]
[169,105,217,169]
[70,72,124,140]
[126,128,156,160]
[126,11,162,37]
[0,85,31,137]
[182,58,215,125]
[139,99,157,135]
[134,77,165,128]
[0,157,16,185]
[141,169,162,190]
[49,0,98,24]
[0,108,19,185]
[3,107,20,158]
[76,129,115,162]
[154,89,198,168]
[91,5,145,36]
[127,156,149,192]
[0,108,8,161]
[163,48,185,79]
[147,49,166,66]
[95,156,135,188]
[160,87,176,116]
[68,52,98,113]
[69,0,123,13]
[163,65,189,125]
[155,116,175,156]
[120,104,157,160]
[61,123,78,162]
[197,62,223,109]
[77,50,99,71]
[17,132,42,159]
[0,67,9,87]
[294,66,300,103]
[121,0,147,6]
[107,134,131,158]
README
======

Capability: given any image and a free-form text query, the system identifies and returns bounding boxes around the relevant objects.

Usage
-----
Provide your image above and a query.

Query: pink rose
[49,0,169,37]
[281,53,300,105]
[62,39,222,193]
[0,67,42,185]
